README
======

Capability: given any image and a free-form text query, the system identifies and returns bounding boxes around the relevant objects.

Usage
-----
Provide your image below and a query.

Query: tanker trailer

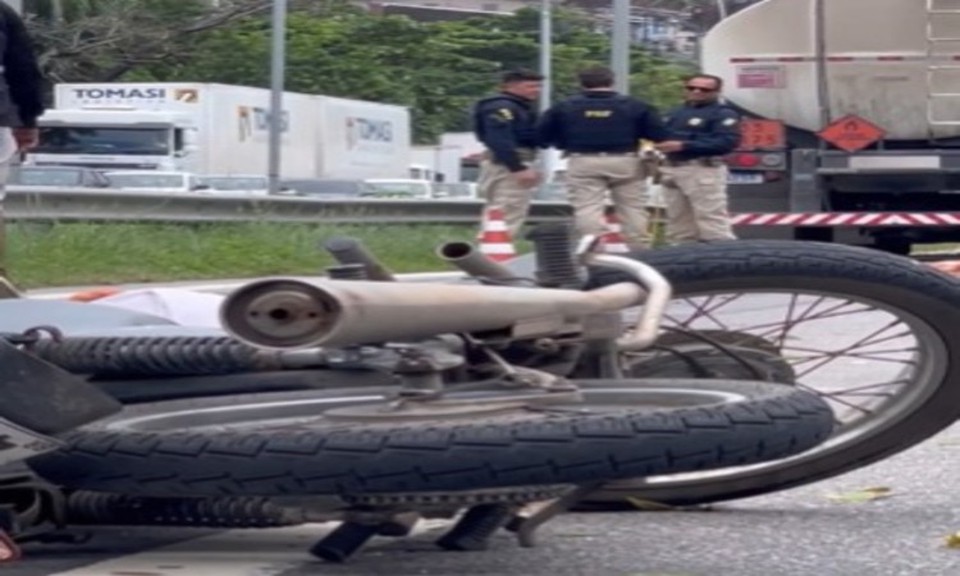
[701,0,960,254]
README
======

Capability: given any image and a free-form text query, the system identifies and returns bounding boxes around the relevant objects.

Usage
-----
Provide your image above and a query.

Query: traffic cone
[69,286,122,302]
[601,208,630,254]
[477,207,516,262]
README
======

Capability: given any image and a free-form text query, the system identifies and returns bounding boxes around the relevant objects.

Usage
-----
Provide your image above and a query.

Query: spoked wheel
[582,240,960,507]
[27,379,832,498]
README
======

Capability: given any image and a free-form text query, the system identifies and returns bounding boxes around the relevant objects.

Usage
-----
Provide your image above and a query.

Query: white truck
[409,132,486,183]
[703,0,960,253]
[29,83,412,180]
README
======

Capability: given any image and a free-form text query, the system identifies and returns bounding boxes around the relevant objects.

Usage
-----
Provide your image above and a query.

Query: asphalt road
[6,420,960,576]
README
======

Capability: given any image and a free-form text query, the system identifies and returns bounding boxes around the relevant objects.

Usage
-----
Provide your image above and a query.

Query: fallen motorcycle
[4,225,960,562]
[0,227,836,562]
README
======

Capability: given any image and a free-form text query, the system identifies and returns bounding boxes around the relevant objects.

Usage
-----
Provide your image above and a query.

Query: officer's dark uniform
[0,4,45,131]
[660,101,742,243]
[662,101,741,167]
[538,91,673,250]
[0,4,45,281]
[472,92,540,237]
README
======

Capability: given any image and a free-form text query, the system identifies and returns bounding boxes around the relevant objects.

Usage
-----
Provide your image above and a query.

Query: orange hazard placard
[818,114,885,152]
[737,118,786,150]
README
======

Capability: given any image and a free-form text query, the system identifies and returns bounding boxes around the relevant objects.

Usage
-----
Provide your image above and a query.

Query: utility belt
[565,151,638,158]
[663,156,725,168]
[482,147,538,164]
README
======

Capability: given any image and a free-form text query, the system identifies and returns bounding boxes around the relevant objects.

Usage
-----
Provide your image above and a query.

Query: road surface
[7,421,960,576]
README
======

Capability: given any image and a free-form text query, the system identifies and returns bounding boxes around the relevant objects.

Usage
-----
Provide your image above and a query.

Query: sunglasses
[685,85,717,93]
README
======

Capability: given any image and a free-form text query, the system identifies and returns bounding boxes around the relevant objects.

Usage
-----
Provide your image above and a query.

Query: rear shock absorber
[28,336,269,377]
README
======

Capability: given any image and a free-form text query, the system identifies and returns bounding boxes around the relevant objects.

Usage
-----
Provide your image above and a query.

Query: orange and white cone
[601,208,630,254]
[478,207,516,262]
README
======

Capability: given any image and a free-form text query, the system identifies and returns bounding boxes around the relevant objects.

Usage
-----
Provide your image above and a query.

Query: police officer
[0,3,45,288]
[472,69,543,237]
[538,66,674,251]
[655,74,741,244]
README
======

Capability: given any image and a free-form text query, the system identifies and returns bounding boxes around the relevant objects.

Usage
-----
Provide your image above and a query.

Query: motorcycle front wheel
[582,240,960,507]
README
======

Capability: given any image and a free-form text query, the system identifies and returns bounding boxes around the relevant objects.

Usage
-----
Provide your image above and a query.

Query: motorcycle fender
[0,416,64,467]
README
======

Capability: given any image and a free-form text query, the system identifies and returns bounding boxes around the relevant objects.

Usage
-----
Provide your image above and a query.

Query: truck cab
[30,109,200,172]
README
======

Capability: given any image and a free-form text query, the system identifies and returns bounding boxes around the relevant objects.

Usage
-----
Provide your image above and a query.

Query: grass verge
[6,222,524,289]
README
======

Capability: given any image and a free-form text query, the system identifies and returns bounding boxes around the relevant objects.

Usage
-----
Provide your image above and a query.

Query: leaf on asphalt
[826,486,893,504]
[945,532,960,549]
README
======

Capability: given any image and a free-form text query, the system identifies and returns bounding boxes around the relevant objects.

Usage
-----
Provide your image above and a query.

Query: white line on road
[48,520,451,576]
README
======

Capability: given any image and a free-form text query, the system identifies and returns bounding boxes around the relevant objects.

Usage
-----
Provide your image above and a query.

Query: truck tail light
[728,153,761,168]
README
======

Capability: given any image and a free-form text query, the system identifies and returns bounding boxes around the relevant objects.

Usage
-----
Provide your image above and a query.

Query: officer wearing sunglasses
[654,74,741,244]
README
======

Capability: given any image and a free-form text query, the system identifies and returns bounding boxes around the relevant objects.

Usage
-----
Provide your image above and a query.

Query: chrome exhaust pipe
[220,278,643,350]
[436,241,519,282]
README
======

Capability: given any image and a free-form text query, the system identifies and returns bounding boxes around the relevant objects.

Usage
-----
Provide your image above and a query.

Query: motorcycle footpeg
[435,503,514,552]
[0,339,122,438]
[309,522,379,563]
[375,512,420,537]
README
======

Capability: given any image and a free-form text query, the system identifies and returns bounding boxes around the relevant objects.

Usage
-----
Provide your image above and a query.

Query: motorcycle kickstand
[435,502,517,551]
[505,483,602,548]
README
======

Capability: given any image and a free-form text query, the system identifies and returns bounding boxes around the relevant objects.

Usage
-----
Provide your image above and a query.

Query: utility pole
[611,0,631,93]
[267,0,288,196]
[539,0,555,185]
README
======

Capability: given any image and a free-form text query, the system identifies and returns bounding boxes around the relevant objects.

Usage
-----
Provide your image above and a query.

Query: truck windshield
[35,127,172,156]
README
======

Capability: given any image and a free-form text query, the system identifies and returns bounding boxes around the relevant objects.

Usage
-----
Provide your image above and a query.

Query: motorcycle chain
[342,485,572,509]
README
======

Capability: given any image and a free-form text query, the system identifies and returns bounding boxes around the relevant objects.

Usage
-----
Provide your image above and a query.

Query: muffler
[220,278,643,350]
[436,241,521,283]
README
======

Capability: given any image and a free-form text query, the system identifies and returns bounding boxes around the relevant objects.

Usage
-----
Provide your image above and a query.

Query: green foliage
[23,0,696,143]
[6,221,489,288]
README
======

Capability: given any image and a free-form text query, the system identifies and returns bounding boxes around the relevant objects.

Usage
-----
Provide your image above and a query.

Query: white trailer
[30,83,414,181]
[31,83,318,177]
[315,96,412,180]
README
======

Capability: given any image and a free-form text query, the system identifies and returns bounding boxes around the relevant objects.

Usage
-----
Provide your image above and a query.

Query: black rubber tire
[26,379,833,498]
[581,239,960,507]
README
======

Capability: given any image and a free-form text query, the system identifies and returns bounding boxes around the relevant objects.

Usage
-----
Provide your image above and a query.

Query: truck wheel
[26,380,833,498]
[582,240,960,507]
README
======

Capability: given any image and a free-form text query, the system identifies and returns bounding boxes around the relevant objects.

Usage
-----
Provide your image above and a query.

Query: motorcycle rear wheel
[27,379,832,498]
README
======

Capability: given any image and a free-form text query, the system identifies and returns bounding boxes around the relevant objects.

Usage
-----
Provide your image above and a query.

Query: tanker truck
[702,0,960,254]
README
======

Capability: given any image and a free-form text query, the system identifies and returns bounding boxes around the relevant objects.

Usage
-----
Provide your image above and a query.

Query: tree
[22,2,695,143]
[23,0,274,82]
[161,6,693,142]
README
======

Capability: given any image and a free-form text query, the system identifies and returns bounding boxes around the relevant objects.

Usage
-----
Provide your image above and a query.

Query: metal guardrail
[1,188,574,224]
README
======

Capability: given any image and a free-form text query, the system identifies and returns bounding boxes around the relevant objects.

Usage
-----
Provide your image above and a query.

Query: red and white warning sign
[732,212,960,227]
